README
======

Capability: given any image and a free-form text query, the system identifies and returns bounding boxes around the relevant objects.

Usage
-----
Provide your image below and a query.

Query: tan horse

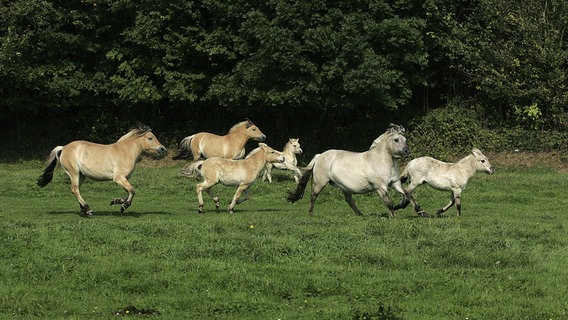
[37,124,167,216]
[396,148,495,217]
[173,119,266,161]
[287,124,420,218]
[183,143,285,213]
[262,138,303,183]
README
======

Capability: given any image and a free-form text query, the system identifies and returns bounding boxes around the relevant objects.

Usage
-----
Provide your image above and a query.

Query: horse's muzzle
[402,147,412,157]
[257,135,267,142]
[156,146,168,155]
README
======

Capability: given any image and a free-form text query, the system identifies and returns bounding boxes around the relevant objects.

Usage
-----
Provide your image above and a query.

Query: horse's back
[60,140,128,181]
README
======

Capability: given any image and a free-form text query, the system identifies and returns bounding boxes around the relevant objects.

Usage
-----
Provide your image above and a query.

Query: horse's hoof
[418,211,428,218]
[84,210,93,217]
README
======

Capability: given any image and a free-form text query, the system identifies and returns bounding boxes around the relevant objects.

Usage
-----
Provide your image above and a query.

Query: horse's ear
[258,143,268,148]
[472,148,483,156]
[389,123,405,134]
[244,118,254,128]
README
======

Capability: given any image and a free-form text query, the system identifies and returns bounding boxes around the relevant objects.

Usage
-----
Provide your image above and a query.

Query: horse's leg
[236,187,252,204]
[110,176,135,213]
[342,191,363,216]
[263,163,273,183]
[196,180,218,213]
[308,182,326,214]
[290,165,302,184]
[455,191,462,216]
[392,180,426,217]
[204,188,220,212]
[436,191,456,217]
[376,186,396,218]
[228,184,250,213]
[69,172,92,216]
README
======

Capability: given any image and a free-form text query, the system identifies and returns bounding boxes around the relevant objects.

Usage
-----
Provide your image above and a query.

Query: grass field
[1,158,567,319]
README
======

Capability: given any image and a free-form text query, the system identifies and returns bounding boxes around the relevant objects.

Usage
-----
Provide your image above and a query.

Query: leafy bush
[407,100,568,160]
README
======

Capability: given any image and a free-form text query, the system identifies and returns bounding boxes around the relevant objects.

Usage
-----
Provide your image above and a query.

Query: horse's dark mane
[117,123,152,142]
[132,122,152,136]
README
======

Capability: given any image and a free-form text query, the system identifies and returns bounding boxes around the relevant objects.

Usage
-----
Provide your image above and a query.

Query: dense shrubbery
[407,99,568,160]
[0,0,566,159]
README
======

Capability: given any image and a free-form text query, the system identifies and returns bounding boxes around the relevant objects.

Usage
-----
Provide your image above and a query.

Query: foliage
[0,0,566,158]
[1,162,568,319]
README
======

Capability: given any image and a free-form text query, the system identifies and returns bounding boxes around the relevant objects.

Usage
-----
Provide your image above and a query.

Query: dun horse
[396,148,494,217]
[183,143,285,213]
[287,124,421,218]
[262,138,303,183]
[173,119,266,161]
[37,124,167,216]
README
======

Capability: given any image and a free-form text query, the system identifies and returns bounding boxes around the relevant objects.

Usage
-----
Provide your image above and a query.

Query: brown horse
[37,124,167,216]
[183,143,285,213]
[173,119,266,161]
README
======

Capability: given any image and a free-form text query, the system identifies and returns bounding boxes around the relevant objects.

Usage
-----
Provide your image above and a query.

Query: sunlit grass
[1,161,567,319]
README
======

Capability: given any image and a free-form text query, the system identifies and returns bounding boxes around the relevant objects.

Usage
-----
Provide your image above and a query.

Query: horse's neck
[228,128,250,147]
[454,155,478,178]
[245,149,268,173]
[282,144,296,157]
[115,137,144,161]
[369,142,394,164]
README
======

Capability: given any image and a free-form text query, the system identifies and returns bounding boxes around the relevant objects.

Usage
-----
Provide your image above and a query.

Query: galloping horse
[173,119,266,161]
[396,148,495,217]
[262,138,303,183]
[183,143,285,213]
[37,124,167,216]
[287,124,422,218]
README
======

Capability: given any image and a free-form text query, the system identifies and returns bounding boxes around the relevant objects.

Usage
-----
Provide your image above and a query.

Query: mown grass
[1,160,567,319]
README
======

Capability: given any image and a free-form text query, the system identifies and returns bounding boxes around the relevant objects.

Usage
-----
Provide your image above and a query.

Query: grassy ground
[0,159,567,319]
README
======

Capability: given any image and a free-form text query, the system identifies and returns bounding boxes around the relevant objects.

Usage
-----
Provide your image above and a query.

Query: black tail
[37,149,61,187]
[286,169,313,203]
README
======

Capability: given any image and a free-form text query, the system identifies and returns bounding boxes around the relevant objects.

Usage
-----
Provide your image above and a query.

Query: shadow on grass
[47,210,172,217]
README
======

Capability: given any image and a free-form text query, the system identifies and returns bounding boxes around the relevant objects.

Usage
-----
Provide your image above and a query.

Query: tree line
[1,0,566,159]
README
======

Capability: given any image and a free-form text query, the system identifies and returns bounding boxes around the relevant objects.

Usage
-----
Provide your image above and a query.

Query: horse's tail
[286,154,318,203]
[37,146,63,187]
[173,135,195,160]
[180,160,204,178]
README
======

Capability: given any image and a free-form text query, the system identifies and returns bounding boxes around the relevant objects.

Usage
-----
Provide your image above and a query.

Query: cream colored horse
[183,143,285,213]
[287,124,420,218]
[262,138,303,183]
[37,124,167,216]
[396,148,495,217]
[173,119,266,161]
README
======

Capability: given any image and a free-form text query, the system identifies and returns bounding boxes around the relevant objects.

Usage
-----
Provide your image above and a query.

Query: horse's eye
[394,139,399,143]
[481,160,485,163]
[148,137,153,141]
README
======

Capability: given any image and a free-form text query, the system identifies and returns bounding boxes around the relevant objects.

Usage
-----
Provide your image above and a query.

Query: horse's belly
[329,176,374,194]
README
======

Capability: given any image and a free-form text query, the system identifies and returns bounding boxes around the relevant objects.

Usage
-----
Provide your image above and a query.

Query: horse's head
[129,124,167,156]
[287,138,303,155]
[472,148,495,174]
[385,124,411,158]
[244,120,266,141]
[259,143,285,163]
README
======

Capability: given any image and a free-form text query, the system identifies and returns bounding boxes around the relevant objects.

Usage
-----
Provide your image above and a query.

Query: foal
[183,143,285,213]
[396,148,495,216]
[262,138,303,183]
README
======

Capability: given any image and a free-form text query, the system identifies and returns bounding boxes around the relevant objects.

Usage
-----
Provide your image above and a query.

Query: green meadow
[1,160,567,319]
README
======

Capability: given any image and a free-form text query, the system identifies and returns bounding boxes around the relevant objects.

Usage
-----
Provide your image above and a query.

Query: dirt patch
[488,151,568,172]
